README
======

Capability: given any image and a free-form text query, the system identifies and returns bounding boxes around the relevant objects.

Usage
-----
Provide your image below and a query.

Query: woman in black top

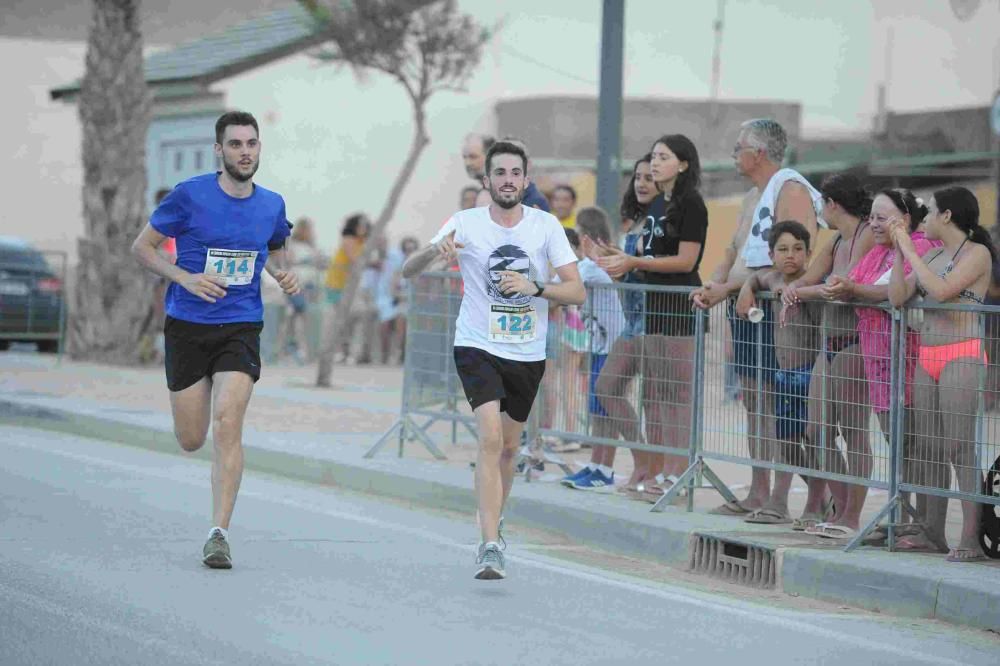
[598,134,708,500]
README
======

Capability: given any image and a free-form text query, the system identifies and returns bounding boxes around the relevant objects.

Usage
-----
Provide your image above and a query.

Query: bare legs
[912,356,984,556]
[474,401,524,543]
[822,345,871,530]
[594,336,645,486]
[739,373,775,510]
[642,335,693,481]
[169,371,254,529]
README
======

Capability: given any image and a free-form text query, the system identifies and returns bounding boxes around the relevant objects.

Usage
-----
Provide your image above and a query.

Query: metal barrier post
[652,305,737,512]
[365,280,446,460]
[845,306,917,551]
[976,311,986,475]
[818,318,828,472]
[687,307,707,512]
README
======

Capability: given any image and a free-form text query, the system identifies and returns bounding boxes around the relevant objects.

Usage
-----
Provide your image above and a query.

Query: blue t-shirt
[150,173,291,324]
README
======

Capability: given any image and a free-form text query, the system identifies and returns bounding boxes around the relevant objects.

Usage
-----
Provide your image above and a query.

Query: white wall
[2,38,86,259]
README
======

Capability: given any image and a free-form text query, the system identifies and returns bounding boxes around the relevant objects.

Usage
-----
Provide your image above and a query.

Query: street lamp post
[596,0,625,233]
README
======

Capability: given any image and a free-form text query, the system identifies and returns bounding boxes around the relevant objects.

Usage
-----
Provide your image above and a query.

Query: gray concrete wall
[883,106,992,156]
[496,96,802,164]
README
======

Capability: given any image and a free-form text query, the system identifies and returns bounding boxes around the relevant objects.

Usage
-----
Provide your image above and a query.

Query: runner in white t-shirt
[403,140,584,580]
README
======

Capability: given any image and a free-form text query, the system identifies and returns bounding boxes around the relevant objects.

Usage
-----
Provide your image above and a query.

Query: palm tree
[72,0,155,362]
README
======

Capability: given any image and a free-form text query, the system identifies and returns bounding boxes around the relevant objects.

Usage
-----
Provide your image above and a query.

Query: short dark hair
[564,227,580,249]
[575,206,611,244]
[154,187,172,205]
[485,140,528,175]
[768,219,811,252]
[215,111,259,144]
[553,184,577,202]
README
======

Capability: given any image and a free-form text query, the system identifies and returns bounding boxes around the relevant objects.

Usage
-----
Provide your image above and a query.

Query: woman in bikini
[598,135,708,502]
[889,186,994,562]
[803,189,940,540]
[781,173,875,532]
[588,155,657,494]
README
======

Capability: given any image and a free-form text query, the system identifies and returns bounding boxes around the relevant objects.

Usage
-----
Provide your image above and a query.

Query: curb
[2,398,998,633]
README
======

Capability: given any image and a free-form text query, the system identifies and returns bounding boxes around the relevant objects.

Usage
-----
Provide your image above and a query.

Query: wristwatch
[533,280,545,297]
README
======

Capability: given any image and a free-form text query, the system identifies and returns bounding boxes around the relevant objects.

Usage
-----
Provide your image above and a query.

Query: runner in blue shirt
[131,111,298,569]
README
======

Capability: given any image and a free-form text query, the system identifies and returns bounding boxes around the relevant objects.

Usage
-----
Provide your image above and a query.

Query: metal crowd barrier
[0,250,67,355]
[370,272,1000,554]
[366,271,472,459]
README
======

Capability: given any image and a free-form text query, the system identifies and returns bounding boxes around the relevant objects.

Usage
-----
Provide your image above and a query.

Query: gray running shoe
[203,529,232,569]
[475,541,506,580]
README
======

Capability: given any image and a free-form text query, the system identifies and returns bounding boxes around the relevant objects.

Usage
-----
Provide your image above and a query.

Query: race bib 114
[204,248,258,286]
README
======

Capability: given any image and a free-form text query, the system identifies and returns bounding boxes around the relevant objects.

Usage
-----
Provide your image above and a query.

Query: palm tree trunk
[72,0,154,362]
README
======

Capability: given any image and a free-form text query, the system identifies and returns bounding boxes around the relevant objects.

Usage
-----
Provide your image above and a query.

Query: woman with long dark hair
[579,155,656,494]
[780,173,875,530]
[597,135,708,501]
[889,186,994,561]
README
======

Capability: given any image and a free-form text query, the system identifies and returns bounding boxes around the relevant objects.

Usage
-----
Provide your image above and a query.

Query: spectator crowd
[445,120,999,565]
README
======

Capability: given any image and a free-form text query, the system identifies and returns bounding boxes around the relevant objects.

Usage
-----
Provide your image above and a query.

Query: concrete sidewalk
[1,351,998,633]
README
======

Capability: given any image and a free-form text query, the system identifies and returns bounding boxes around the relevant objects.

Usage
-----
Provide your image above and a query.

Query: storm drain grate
[689,534,777,589]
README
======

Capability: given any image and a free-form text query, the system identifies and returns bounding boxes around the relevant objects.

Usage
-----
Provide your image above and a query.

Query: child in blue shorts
[735,220,827,524]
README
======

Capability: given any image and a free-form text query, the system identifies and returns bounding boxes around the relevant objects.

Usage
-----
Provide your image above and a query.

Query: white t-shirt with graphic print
[431,205,578,362]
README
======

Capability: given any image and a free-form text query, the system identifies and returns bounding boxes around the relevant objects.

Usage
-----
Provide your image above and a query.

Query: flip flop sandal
[665,475,688,498]
[792,513,823,531]
[744,508,793,525]
[805,521,830,535]
[708,499,753,516]
[641,485,668,503]
[895,535,949,554]
[861,522,925,547]
[946,547,988,563]
[814,524,858,540]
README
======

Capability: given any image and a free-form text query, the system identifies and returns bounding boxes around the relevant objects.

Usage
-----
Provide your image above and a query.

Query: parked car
[0,237,64,353]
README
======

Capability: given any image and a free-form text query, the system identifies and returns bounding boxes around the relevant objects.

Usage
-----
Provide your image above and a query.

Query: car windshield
[0,245,51,272]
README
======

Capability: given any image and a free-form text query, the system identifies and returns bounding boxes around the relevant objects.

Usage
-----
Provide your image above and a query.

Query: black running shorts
[453,346,546,423]
[164,316,264,392]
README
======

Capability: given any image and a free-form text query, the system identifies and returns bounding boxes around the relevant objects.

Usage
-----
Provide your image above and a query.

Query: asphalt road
[1,425,997,666]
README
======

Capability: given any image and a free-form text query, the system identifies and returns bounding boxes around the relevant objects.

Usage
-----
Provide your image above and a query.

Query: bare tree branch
[298,0,494,387]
